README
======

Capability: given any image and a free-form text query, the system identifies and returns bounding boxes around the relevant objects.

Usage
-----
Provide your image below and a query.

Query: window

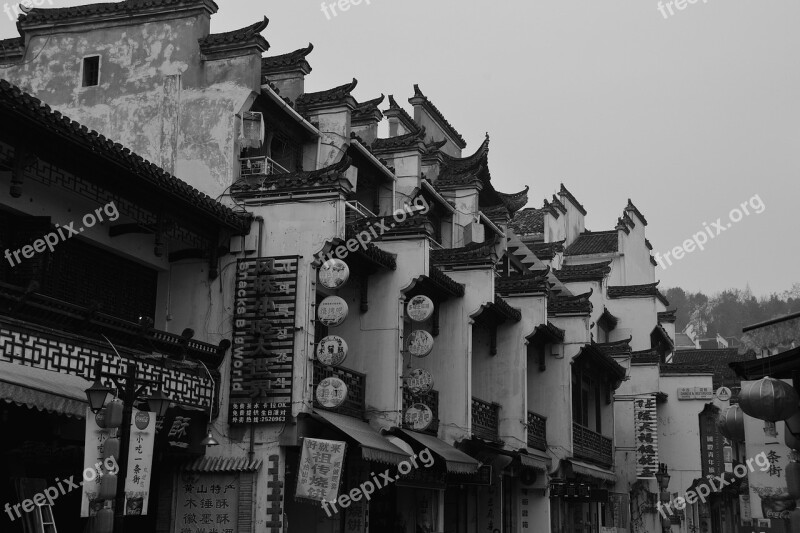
[82,56,100,87]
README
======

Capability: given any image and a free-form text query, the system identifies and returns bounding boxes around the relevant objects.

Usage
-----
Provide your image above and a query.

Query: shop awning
[567,459,617,484]
[390,428,480,474]
[0,361,91,418]
[517,449,551,473]
[311,410,411,466]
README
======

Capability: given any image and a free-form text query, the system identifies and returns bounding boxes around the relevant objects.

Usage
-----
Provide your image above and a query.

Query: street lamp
[84,358,171,533]
[195,360,219,447]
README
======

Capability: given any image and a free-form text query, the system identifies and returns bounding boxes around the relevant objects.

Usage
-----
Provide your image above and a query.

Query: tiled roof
[0,79,249,232]
[651,324,675,350]
[498,186,530,213]
[351,212,437,240]
[626,199,648,226]
[658,310,677,323]
[548,290,593,317]
[198,16,269,55]
[424,138,448,154]
[17,0,218,30]
[351,94,385,123]
[631,349,661,364]
[659,363,713,375]
[0,37,23,62]
[526,240,564,261]
[578,344,626,383]
[598,307,619,329]
[296,79,358,111]
[554,261,611,282]
[428,262,465,297]
[564,231,618,256]
[495,271,550,296]
[409,84,466,148]
[527,321,565,343]
[558,183,587,216]
[385,95,421,133]
[330,232,397,271]
[472,295,522,324]
[261,43,313,74]
[510,208,545,235]
[672,348,753,389]
[232,155,352,193]
[403,261,465,299]
[550,194,567,214]
[607,282,670,306]
[595,338,632,356]
[371,127,427,152]
[430,237,499,267]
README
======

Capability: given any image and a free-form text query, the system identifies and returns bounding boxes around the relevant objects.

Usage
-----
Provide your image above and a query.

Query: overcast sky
[2,0,798,297]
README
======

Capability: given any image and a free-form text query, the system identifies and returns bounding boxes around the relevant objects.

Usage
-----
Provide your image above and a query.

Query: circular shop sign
[316,377,348,408]
[134,410,151,430]
[318,296,348,327]
[319,259,350,289]
[317,335,348,366]
[406,295,434,322]
[715,386,732,402]
[404,403,434,431]
[407,330,434,358]
[406,368,434,395]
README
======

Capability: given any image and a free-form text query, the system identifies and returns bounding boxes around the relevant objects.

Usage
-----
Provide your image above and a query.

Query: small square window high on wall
[82,56,100,87]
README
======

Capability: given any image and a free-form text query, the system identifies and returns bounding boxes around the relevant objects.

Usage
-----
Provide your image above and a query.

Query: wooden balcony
[527,411,547,451]
[472,397,500,442]
[313,360,366,419]
[573,422,613,467]
[402,388,440,435]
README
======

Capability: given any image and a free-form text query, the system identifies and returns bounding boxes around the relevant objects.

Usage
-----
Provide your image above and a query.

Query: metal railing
[573,422,613,466]
[472,397,500,442]
[527,411,547,451]
[239,156,289,177]
[345,200,377,224]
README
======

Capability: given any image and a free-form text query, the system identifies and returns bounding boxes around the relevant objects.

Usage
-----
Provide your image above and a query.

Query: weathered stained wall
[0,13,258,199]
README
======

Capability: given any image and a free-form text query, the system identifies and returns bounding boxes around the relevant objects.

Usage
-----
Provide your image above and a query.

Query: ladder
[35,502,57,533]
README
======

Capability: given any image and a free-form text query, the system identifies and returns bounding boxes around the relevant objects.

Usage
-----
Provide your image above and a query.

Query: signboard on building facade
[407,330,434,357]
[319,258,350,289]
[404,403,434,431]
[295,438,346,504]
[698,405,725,477]
[677,386,714,400]
[477,474,502,533]
[124,408,156,515]
[230,257,298,425]
[175,473,240,532]
[634,395,658,478]
[406,368,434,394]
[318,296,348,327]
[81,407,110,517]
[317,335,348,366]
[316,377,348,408]
[407,295,434,322]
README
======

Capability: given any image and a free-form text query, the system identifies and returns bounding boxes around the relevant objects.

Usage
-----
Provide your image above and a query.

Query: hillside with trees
[663,284,800,341]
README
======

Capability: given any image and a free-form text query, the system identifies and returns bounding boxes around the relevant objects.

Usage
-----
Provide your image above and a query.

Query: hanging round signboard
[317,335,348,366]
[316,377,348,408]
[407,295,434,322]
[406,368,434,395]
[404,403,434,431]
[318,296,348,327]
[319,259,350,289]
[407,330,434,358]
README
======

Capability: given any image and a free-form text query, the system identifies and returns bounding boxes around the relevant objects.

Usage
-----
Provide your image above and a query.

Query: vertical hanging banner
[295,438,346,504]
[124,408,156,515]
[81,407,110,517]
[634,395,658,478]
[230,257,299,424]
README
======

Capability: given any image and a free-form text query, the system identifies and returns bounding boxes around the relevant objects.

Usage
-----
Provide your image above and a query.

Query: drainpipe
[248,216,264,461]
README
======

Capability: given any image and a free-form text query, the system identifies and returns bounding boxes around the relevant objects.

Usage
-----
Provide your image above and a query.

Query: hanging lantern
[99,472,117,500]
[103,437,120,461]
[104,398,124,429]
[787,411,800,450]
[787,462,800,500]
[739,377,799,422]
[95,507,114,533]
[716,404,745,442]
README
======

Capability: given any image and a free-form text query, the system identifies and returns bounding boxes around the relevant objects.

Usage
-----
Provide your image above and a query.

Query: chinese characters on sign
[295,438,346,504]
[315,377,348,408]
[699,407,725,476]
[477,475,501,533]
[404,403,434,431]
[176,474,239,533]
[230,257,298,424]
[634,395,658,478]
[124,409,156,515]
[677,387,714,400]
[81,407,110,517]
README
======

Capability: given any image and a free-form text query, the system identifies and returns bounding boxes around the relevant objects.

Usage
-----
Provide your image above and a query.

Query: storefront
[549,459,617,533]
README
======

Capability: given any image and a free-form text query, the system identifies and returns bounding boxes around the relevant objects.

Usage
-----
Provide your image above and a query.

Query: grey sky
[2,0,798,297]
